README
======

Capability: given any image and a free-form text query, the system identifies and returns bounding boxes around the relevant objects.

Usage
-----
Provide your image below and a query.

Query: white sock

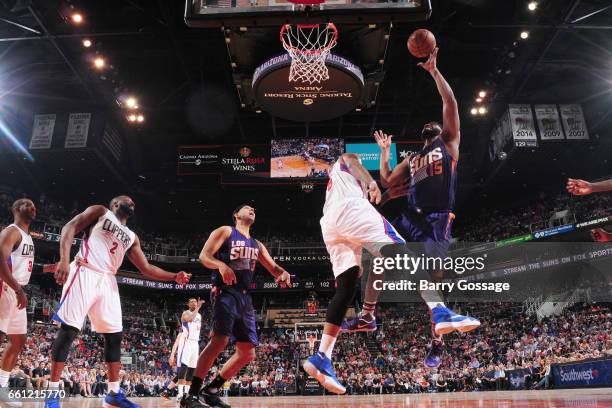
[426,301,446,310]
[0,369,10,387]
[48,381,60,389]
[178,384,184,396]
[184,385,190,394]
[317,334,337,359]
[109,381,120,393]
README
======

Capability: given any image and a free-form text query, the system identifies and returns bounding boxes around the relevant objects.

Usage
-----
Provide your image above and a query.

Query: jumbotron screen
[270,138,344,178]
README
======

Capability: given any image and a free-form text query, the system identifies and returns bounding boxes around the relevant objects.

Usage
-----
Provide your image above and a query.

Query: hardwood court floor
[12,388,612,407]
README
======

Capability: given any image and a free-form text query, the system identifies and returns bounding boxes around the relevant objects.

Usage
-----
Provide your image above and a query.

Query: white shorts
[53,263,122,333]
[321,198,405,278]
[0,283,27,335]
[178,338,199,368]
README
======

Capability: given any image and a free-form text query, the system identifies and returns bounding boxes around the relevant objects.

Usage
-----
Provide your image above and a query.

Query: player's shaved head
[109,195,132,208]
[12,198,31,211]
[11,198,36,222]
[110,195,135,219]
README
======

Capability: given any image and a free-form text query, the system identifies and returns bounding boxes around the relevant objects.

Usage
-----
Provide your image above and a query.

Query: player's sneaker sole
[303,360,346,394]
[434,318,480,335]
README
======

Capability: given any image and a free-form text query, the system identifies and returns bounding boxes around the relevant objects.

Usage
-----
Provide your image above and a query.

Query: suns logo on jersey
[410,147,444,183]
[230,240,259,261]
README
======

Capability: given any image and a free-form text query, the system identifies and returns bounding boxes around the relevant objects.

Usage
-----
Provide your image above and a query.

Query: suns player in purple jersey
[0,199,36,407]
[181,204,292,408]
[342,47,481,368]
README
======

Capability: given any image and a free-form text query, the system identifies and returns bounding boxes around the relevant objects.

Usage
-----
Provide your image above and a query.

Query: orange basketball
[408,29,436,58]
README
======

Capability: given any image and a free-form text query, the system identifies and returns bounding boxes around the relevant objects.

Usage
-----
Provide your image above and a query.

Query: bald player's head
[12,198,37,223]
[109,195,135,218]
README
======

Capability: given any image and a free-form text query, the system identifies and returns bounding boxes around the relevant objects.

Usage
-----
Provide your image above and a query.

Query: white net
[280,23,338,84]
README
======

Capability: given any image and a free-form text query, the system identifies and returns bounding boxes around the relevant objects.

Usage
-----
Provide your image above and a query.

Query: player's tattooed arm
[128,235,192,284]
[418,48,460,159]
[55,205,107,284]
[0,226,27,308]
[200,226,237,285]
[256,240,292,288]
[374,130,410,189]
[342,153,382,205]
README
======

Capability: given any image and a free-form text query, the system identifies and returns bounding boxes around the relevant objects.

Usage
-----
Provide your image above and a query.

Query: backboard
[185,0,431,27]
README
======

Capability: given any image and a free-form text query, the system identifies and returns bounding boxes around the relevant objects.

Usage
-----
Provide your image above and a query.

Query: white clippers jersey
[323,157,367,215]
[77,209,136,275]
[182,313,202,341]
[7,224,35,285]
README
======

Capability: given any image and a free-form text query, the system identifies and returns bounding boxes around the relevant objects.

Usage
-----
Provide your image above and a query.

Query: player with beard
[181,204,292,408]
[44,196,192,408]
[0,199,36,407]
[342,48,480,368]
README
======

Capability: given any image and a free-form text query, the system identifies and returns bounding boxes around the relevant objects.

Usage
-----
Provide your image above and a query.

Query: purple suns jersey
[407,137,457,212]
[213,227,260,290]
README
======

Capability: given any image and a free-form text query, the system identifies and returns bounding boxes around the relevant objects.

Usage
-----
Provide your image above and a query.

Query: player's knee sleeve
[103,332,123,362]
[51,324,79,362]
[326,266,360,326]
[185,367,195,382]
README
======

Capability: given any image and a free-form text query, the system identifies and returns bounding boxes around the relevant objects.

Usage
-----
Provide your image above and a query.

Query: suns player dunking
[181,204,292,408]
[342,48,479,368]
[44,196,191,408]
[0,199,36,407]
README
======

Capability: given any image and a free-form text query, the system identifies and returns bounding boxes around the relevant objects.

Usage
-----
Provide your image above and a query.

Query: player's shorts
[53,263,122,333]
[178,338,199,368]
[212,288,258,346]
[321,198,405,278]
[0,282,27,335]
[393,208,455,258]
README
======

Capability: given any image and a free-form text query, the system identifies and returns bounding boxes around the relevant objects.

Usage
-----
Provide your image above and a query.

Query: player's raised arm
[182,298,204,322]
[127,236,191,284]
[567,178,612,195]
[0,226,27,308]
[55,205,107,284]
[199,226,236,286]
[342,153,382,205]
[374,130,411,189]
[418,48,460,159]
[256,240,292,288]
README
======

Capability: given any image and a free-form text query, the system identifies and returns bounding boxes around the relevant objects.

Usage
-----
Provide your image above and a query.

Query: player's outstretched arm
[199,226,237,286]
[0,226,27,308]
[128,236,191,284]
[256,240,292,288]
[567,178,612,195]
[374,130,411,188]
[418,48,460,158]
[182,298,205,322]
[342,153,382,205]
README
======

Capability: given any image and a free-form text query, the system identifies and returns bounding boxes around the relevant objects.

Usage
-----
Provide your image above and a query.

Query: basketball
[408,29,436,58]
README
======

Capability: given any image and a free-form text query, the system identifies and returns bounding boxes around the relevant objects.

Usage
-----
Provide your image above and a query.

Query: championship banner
[534,105,564,140]
[29,114,56,150]
[176,145,221,175]
[65,113,92,148]
[552,359,612,388]
[559,104,589,140]
[346,143,397,171]
[508,104,537,147]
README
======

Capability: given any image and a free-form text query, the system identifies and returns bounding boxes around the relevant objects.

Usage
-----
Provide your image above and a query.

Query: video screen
[270,138,344,178]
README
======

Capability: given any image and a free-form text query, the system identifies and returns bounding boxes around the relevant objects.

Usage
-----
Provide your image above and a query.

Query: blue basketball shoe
[303,352,346,394]
[43,394,60,408]
[431,304,481,335]
[103,389,140,408]
[424,339,444,368]
[341,313,377,333]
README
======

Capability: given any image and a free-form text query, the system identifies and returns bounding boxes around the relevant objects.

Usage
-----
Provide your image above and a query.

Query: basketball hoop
[280,22,338,84]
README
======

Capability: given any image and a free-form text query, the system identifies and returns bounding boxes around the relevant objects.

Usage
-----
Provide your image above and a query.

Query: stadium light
[82,39,92,48]
[127,114,137,122]
[528,2,537,11]
[478,106,487,115]
[478,91,486,98]
[71,13,83,24]
[93,57,105,69]
[520,31,529,39]
[470,108,478,115]
[125,97,138,109]
[476,97,482,103]
[136,114,144,123]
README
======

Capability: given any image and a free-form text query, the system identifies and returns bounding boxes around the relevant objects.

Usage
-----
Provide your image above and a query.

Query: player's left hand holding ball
[368,181,382,205]
[175,271,192,285]
[417,47,438,74]
[275,271,293,288]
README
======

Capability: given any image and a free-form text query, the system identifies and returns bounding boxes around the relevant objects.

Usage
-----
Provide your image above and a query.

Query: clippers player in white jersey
[0,198,36,407]
[167,298,204,401]
[44,196,192,408]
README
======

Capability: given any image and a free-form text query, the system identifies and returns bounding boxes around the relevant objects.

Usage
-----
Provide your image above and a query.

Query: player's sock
[109,381,120,393]
[189,376,203,396]
[48,381,60,390]
[431,323,443,342]
[205,374,226,394]
[184,385,190,394]
[0,370,10,387]
[360,302,376,320]
[318,333,337,359]
[178,384,184,397]
[426,301,446,310]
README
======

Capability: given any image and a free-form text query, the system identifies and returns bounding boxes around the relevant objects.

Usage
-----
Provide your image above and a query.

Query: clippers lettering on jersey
[410,147,444,184]
[102,219,132,248]
[21,244,35,256]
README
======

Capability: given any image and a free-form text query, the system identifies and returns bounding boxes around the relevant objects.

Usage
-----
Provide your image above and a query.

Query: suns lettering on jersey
[409,147,444,184]
[102,219,132,248]
[230,241,259,261]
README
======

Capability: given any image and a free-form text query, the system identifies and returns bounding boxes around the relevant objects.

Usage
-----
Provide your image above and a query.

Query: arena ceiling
[0,0,610,227]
